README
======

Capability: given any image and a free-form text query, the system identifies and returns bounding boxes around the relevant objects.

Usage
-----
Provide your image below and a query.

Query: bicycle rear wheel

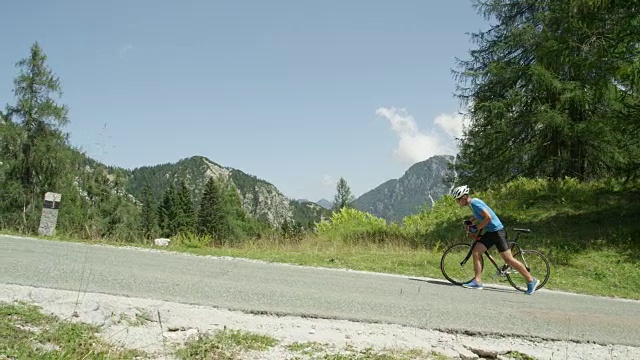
[440,243,482,285]
[506,249,551,292]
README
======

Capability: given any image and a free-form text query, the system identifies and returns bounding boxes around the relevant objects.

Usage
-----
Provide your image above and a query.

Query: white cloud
[376,107,465,165]
[434,112,465,138]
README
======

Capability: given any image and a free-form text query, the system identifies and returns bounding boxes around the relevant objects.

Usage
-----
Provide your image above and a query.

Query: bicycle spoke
[506,249,551,292]
[440,243,481,285]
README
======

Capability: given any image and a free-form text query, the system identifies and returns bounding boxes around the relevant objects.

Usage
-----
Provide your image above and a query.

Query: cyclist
[450,185,540,295]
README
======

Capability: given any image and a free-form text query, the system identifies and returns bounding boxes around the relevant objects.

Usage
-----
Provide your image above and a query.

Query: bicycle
[440,221,551,292]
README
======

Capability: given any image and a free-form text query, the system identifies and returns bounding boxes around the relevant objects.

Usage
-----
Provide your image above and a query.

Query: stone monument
[38,192,62,236]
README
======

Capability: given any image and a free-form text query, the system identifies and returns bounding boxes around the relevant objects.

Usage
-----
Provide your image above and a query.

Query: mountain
[316,198,333,210]
[353,155,455,222]
[290,199,333,227]
[124,156,330,227]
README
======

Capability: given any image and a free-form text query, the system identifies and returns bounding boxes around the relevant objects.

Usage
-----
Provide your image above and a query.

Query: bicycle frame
[459,225,525,275]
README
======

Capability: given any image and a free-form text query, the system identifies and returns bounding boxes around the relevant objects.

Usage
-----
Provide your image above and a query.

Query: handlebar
[462,220,482,240]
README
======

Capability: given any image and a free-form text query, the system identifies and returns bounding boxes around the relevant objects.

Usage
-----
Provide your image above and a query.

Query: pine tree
[224,183,246,221]
[332,177,356,211]
[222,182,254,241]
[0,118,28,227]
[139,183,157,240]
[198,177,224,237]
[454,0,640,187]
[280,220,291,238]
[157,184,176,237]
[174,180,196,234]
[2,42,73,231]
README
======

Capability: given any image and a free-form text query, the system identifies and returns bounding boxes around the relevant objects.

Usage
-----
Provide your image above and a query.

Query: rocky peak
[353,155,455,222]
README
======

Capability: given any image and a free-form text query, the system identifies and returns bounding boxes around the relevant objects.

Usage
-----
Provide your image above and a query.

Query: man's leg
[498,250,534,283]
[462,241,487,289]
[471,242,487,283]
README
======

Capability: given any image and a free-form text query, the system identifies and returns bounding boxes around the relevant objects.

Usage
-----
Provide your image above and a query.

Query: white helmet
[451,185,469,199]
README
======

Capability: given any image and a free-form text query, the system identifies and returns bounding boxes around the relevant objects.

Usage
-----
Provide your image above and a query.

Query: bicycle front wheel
[440,243,482,285]
[506,249,551,292]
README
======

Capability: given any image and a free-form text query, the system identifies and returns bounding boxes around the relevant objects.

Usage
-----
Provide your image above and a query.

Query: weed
[174,327,278,360]
[0,301,147,359]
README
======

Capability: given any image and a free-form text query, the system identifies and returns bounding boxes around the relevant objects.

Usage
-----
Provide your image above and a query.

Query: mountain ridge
[123,155,331,228]
[353,155,455,222]
[316,198,333,210]
[92,152,454,228]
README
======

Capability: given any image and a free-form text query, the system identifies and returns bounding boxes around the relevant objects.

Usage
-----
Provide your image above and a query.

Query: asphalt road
[1,235,639,347]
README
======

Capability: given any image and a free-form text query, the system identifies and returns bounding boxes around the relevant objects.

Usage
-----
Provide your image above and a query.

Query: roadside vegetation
[0,301,147,359]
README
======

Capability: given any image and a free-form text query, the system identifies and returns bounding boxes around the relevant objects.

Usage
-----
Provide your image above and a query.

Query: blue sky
[0,1,488,201]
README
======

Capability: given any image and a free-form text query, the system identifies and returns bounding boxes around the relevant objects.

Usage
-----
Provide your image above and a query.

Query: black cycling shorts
[476,229,510,253]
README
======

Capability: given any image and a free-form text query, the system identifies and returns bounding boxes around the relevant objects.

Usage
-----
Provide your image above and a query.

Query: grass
[0,301,147,359]
[175,332,450,360]
[287,341,330,355]
[285,342,451,359]
[309,347,447,360]
[1,300,451,360]
[0,300,452,360]
[174,327,278,360]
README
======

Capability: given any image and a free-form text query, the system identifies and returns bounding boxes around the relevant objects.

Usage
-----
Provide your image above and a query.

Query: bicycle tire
[440,243,482,285]
[506,249,551,292]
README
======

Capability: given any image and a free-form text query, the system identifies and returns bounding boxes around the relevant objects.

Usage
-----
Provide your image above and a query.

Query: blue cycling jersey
[470,198,503,232]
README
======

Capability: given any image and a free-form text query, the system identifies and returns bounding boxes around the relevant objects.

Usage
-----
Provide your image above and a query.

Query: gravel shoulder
[1,283,639,360]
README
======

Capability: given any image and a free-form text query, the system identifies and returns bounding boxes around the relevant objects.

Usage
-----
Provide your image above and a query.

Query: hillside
[316,199,333,210]
[354,155,455,222]
[124,156,331,227]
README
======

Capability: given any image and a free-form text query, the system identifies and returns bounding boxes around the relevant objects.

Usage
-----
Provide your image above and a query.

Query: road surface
[1,235,639,347]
